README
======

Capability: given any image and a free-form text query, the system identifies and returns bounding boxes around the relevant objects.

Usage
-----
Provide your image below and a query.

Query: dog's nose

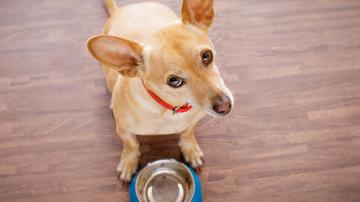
[211,94,232,116]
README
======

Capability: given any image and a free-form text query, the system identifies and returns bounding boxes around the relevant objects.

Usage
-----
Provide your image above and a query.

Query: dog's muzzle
[211,94,232,116]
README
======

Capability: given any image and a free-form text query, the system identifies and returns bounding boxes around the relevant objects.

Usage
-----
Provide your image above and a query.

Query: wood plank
[1,0,360,201]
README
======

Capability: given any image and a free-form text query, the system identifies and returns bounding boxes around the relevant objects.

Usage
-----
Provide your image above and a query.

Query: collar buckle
[172,106,181,114]
[142,79,192,114]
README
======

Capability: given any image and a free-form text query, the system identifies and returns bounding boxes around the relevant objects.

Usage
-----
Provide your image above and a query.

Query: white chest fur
[129,109,205,135]
[112,77,206,135]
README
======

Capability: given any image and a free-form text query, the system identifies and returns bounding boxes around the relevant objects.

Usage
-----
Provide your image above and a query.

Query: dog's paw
[116,153,139,183]
[179,138,204,169]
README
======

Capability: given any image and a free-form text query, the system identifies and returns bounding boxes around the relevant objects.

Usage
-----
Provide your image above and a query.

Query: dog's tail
[104,0,118,16]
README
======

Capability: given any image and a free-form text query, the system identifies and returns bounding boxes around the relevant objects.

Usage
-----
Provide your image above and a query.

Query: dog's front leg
[116,127,140,182]
[179,125,204,170]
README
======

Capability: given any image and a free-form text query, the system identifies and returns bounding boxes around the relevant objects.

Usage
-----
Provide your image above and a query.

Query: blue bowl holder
[129,164,202,202]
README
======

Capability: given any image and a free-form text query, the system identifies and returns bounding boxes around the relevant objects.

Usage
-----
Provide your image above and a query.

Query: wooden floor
[1,0,360,201]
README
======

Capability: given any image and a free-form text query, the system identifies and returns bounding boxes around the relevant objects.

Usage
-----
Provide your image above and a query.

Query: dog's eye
[201,49,213,65]
[167,75,185,88]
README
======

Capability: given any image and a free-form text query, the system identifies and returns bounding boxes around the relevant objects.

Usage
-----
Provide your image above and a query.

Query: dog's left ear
[181,0,215,32]
[87,35,143,77]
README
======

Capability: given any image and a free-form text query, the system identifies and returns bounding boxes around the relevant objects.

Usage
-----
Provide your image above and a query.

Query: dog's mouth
[186,94,233,117]
[205,108,222,117]
[205,107,232,117]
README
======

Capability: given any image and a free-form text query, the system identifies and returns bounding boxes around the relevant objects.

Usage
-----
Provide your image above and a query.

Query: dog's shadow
[137,134,183,168]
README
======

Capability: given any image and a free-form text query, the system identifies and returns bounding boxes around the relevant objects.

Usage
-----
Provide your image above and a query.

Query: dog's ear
[181,0,215,32]
[87,35,143,77]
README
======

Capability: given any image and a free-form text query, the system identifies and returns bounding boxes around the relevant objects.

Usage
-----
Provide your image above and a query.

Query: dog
[87,0,234,182]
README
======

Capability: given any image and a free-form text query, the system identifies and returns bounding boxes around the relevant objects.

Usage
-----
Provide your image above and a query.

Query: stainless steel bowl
[135,159,195,202]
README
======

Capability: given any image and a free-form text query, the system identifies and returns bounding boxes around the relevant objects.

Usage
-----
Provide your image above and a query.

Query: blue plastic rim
[129,162,202,202]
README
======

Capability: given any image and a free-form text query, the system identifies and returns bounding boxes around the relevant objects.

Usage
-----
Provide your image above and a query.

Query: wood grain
[1,0,360,201]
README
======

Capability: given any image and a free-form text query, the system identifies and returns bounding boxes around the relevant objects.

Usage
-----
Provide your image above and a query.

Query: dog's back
[103,1,177,42]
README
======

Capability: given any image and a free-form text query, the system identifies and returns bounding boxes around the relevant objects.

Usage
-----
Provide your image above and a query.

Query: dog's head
[87,0,233,116]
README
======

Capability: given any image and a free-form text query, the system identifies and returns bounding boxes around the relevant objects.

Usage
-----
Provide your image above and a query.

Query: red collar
[141,79,192,114]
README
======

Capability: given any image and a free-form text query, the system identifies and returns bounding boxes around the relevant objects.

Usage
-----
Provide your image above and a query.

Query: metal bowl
[135,159,195,202]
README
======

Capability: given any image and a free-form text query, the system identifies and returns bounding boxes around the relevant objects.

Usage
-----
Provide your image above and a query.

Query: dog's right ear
[181,0,215,32]
[87,35,143,77]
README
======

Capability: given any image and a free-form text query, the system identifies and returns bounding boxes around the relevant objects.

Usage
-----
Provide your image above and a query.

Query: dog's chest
[129,110,205,135]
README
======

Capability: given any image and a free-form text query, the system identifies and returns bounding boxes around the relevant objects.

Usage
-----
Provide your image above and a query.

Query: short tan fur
[87,0,233,182]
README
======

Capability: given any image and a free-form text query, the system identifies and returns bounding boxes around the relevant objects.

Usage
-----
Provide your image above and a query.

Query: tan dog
[87,0,234,182]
